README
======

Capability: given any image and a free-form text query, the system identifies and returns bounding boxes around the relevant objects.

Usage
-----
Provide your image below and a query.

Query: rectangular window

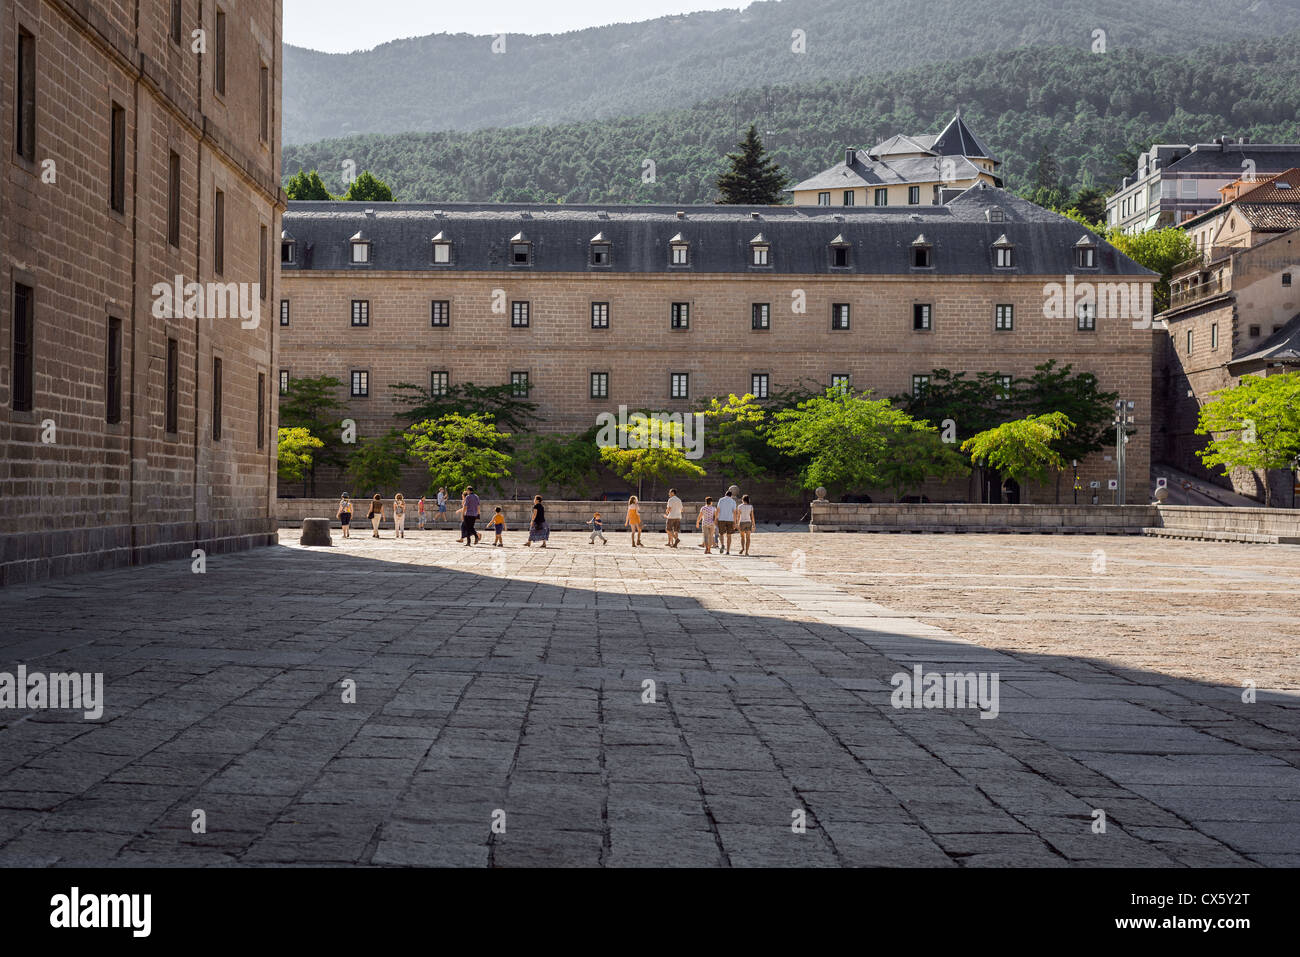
[912,374,930,398]
[831,374,851,393]
[212,357,223,441]
[431,300,450,327]
[671,244,689,265]
[12,283,35,412]
[165,338,179,433]
[913,303,931,331]
[671,302,690,329]
[997,375,1013,401]
[670,373,689,400]
[213,189,224,274]
[908,186,921,205]
[1076,246,1097,268]
[590,302,609,328]
[214,10,226,95]
[995,246,1013,268]
[832,245,849,268]
[590,372,609,399]
[590,244,610,266]
[995,304,1014,331]
[817,192,830,206]
[279,300,290,326]
[259,225,268,299]
[1179,178,1196,199]
[16,28,35,161]
[1187,330,1194,354]
[351,370,369,397]
[842,190,855,206]
[752,303,770,330]
[168,151,181,247]
[1284,273,1293,287]
[751,373,770,399]
[912,246,932,268]
[1249,324,1261,338]
[511,243,531,265]
[832,303,851,330]
[256,373,265,450]
[433,242,451,264]
[281,240,294,264]
[874,188,888,206]
[752,245,770,266]
[351,242,370,264]
[110,104,126,213]
[511,301,530,327]
[430,371,449,396]
[351,300,370,326]
[259,65,269,143]
[171,1,183,44]
[106,316,122,424]
[1077,303,1096,331]
[1211,322,1219,350]
[279,370,290,395]
[511,372,529,397]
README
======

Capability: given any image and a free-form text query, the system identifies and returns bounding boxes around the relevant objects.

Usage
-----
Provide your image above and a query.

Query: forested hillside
[283,0,1300,144]
[282,34,1300,204]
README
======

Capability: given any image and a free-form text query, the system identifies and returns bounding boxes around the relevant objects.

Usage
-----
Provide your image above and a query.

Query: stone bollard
[300,517,333,547]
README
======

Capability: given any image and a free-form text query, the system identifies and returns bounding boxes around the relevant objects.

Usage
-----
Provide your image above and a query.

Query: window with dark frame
[170,1,183,44]
[430,371,449,396]
[996,375,1013,401]
[832,303,850,330]
[165,338,179,433]
[752,303,770,330]
[106,316,122,424]
[259,225,267,299]
[431,300,450,327]
[511,301,530,327]
[511,371,530,397]
[1076,245,1097,268]
[351,300,369,326]
[831,374,851,393]
[257,373,265,450]
[671,302,690,329]
[751,373,770,399]
[167,151,181,247]
[214,9,226,95]
[279,300,289,326]
[1077,303,1096,331]
[832,245,850,268]
[1249,324,1261,338]
[913,303,932,331]
[671,243,689,265]
[842,190,855,206]
[350,240,370,264]
[16,28,36,162]
[912,245,932,268]
[214,189,224,273]
[874,188,888,206]
[817,192,830,206]
[590,372,609,399]
[259,65,269,143]
[433,241,451,264]
[670,373,689,399]
[12,283,35,412]
[279,370,289,395]
[110,104,126,213]
[590,243,611,266]
[351,370,369,397]
[752,244,770,266]
[591,302,609,328]
[511,243,532,265]
[1187,330,1194,354]
[995,245,1014,268]
[908,186,921,205]
[912,374,930,398]
[995,304,1014,331]
[281,239,294,263]
[1284,273,1293,287]
[212,357,223,441]
[1211,322,1219,350]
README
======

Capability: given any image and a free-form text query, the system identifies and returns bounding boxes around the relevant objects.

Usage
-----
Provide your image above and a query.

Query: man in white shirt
[665,489,683,548]
[716,490,738,554]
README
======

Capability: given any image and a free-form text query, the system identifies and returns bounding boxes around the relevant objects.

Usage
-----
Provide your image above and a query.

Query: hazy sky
[284,1,755,53]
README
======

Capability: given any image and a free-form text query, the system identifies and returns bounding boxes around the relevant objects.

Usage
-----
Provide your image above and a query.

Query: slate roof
[1166,145,1300,174]
[790,154,990,192]
[281,185,1154,278]
[867,133,938,157]
[1227,314,1300,371]
[931,113,998,163]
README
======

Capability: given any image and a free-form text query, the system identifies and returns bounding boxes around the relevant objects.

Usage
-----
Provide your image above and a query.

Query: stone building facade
[280,186,1157,504]
[1,0,284,584]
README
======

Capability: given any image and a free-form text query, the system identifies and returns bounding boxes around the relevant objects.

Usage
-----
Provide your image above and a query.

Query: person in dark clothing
[525,495,550,547]
[459,486,481,545]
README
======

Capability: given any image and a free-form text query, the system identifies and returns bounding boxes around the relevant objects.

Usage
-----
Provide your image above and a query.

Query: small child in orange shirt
[488,507,507,546]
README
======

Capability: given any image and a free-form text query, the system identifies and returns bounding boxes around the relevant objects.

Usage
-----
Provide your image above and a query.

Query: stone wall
[809,503,1159,533]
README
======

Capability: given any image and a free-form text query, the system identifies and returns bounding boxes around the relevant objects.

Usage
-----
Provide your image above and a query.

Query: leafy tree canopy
[1195,372,1300,507]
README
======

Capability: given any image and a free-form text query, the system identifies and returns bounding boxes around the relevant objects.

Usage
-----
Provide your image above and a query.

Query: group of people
[335,486,757,555]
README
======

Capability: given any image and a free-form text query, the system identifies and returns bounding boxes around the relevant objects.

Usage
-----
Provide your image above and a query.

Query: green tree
[347,429,409,496]
[875,427,970,502]
[519,428,603,498]
[697,393,768,481]
[278,376,347,496]
[390,381,539,439]
[277,427,325,485]
[960,413,1075,503]
[342,170,395,202]
[285,169,333,200]
[1195,372,1300,507]
[404,413,513,495]
[715,125,788,205]
[1070,186,1108,224]
[1103,226,1196,312]
[1016,360,1119,502]
[891,370,1009,443]
[598,418,707,498]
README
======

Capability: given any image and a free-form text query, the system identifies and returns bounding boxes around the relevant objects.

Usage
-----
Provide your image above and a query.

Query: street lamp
[1072,459,1080,505]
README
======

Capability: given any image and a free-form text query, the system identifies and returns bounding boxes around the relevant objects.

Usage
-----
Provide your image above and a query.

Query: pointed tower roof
[931,112,998,165]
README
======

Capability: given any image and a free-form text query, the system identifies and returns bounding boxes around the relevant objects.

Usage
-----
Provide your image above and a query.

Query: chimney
[845,147,856,166]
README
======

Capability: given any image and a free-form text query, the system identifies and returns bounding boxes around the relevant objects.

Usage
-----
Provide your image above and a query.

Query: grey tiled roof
[281,185,1155,278]
[931,113,998,163]
[1167,145,1300,174]
[790,154,990,192]
[1228,314,1300,371]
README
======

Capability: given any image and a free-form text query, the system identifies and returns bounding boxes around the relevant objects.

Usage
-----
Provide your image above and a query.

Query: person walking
[736,494,756,556]
[436,487,448,524]
[336,493,354,539]
[488,507,507,546]
[587,511,607,545]
[525,495,550,548]
[417,495,427,531]
[665,489,683,548]
[367,494,385,538]
[625,496,644,547]
[716,490,738,554]
[459,487,481,545]
[393,493,407,539]
[696,497,718,554]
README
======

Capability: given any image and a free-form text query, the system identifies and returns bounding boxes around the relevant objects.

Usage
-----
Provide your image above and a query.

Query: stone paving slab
[0,529,1296,867]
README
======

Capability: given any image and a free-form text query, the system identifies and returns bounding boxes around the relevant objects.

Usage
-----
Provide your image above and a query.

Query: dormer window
[431,231,451,264]
[349,231,370,264]
[589,233,611,267]
[993,234,1014,268]
[829,234,851,268]
[1075,236,1098,269]
[669,233,689,266]
[750,234,770,267]
[280,230,296,264]
[510,232,532,266]
[911,234,932,269]
[986,207,1005,223]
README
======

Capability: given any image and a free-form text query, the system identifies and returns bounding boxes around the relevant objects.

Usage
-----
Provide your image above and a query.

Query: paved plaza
[0,527,1297,867]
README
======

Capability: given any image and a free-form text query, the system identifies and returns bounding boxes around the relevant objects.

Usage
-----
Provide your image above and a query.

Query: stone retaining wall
[809,503,1159,534]
[1147,506,1300,544]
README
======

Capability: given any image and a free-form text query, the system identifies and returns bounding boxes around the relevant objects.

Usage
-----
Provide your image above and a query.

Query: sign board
[1103,455,1113,462]
[1089,481,1101,489]
[1107,479,1119,490]
[1156,477,1167,489]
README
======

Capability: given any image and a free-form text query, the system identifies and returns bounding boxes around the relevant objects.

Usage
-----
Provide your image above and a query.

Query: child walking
[393,493,407,538]
[417,495,427,530]
[488,507,507,546]
[587,512,607,545]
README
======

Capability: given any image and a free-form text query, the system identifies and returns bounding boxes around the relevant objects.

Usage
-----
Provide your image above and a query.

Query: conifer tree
[716,125,788,205]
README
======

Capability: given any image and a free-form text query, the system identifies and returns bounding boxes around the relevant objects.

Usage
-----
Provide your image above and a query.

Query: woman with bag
[524,495,550,548]
[367,494,385,538]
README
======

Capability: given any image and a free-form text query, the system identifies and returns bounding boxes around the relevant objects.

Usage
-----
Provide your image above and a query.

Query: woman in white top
[393,493,407,539]
[736,494,756,556]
